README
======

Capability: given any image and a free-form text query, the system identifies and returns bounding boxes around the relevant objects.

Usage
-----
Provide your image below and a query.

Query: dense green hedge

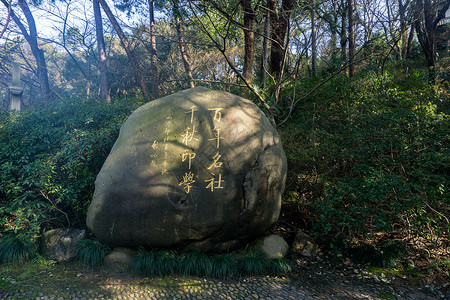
[0,98,141,241]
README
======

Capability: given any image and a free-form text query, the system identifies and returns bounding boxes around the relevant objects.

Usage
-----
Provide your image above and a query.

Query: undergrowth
[279,61,449,258]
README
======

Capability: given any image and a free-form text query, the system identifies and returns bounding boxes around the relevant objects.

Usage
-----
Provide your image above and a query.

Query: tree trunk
[311,0,317,76]
[172,0,194,88]
[339,0,347,68]
[398,0,410,59]
[87,50,91,97]
[347,0,354,77]
[2,0,53,102]
[242,0,255,85]
[98,0,149,99]
[406,25,414,57]
[269,0,294,78]
[93,0,110,102]
[261,7,270,88]
[413,0,450,82]
[149,0,159,97]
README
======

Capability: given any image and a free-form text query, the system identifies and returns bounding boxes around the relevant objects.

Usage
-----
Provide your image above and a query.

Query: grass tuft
[177,250,212,277]
[270,258,294,275]
[210,253,236,279]
[0,235,36,264]
[131,248,177,277]
[76,239,110,268]
[237,251,270,276]
[130,249,293,278]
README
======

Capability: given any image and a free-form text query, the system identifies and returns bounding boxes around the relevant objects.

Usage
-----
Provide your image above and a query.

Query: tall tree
[202,0,258,85]
[261,5,271,88]
[398,0,411,59]
[413,0,450,81]
[1,0,53,102]
[311,0,317,75]
[347,0,354,77]
[269,0,295,78]
[93,0,111,102]
[148,0,159,97]
[171,0,194,88]
[242,0,256,84]
[98,0,150,98]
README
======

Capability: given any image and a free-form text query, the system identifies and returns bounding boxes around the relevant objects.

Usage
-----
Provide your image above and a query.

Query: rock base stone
[42,228,85,263]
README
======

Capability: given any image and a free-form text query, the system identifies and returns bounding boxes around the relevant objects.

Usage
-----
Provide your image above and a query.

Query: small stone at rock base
[252,234,289,259]
[42,228,85,263]
[104,247,135,269]
[291,230,318,257]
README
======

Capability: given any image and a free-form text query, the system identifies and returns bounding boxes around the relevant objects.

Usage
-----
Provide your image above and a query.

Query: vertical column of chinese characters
[205,108,225,192]
[161,115,173,175]
[179,106,198,194]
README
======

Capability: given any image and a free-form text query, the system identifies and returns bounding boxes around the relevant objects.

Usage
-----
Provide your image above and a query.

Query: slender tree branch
[0,0,11,39]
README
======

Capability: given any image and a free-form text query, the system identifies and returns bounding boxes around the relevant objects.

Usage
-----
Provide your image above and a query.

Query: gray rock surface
[42,228,85,262]
[86,87,287,251]
[253,234,289,259]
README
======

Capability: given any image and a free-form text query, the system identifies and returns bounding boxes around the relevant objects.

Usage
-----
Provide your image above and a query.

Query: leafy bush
[280,66,449,245]
[349,241,409,267]
[0,97,140,238]
[0,235,36,264]
[76,239,110,268]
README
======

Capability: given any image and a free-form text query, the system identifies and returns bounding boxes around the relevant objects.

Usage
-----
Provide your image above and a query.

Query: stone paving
[1,272,445,300]
[0,258,447,300]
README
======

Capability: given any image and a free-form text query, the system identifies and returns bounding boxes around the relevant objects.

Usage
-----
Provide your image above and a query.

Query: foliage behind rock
[0,97,141,242]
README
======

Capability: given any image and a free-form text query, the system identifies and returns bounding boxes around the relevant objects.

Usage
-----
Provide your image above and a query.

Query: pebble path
[1,270,445,300]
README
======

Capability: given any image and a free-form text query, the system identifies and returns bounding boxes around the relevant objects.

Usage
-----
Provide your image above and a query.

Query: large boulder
[86,87,287,252]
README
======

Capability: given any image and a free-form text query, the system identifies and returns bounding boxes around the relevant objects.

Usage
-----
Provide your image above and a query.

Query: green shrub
[349,241,408,267]
[0,235,36,264]
[280,67,449,246]
[76,239,110,268]
[0,97,140,238]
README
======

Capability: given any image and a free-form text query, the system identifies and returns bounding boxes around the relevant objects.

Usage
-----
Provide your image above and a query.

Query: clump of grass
[129,249,294,278]
[210,253,236,279]
[270,258,294,275]
[131,248,177,276]
[0,235,36,264]
[177,250,212,276]
[237,251,270,276]
[76,239,110,268]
